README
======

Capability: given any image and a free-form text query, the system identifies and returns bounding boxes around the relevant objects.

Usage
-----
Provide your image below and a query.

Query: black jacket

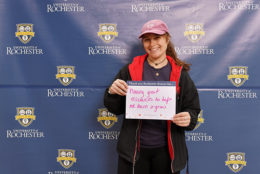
[104,55,200,173]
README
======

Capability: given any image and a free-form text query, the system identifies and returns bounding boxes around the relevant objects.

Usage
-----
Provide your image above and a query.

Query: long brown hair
[166,33,191,71]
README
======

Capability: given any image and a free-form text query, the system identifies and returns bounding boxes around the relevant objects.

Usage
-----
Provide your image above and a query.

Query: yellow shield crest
[57,149,77,169]
[56,66,76,86]
[225,152,247,173]
[184,23,205,43]
[97,108,118,129]
[15,24,35,44]
[97,24,118,43]
[227,66,249,87]
[194,110,204,130]
[15,107,36,127]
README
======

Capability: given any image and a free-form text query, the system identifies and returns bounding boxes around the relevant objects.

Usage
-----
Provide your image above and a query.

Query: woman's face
[142,33,168,60]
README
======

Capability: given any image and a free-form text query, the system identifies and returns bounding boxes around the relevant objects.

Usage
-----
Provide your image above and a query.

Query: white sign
[125,81,176,120]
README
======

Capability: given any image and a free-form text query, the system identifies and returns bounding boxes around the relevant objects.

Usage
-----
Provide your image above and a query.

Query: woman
[104,19,200,174]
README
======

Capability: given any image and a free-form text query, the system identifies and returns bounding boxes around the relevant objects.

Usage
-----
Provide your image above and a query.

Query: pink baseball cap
[139,19,169,38]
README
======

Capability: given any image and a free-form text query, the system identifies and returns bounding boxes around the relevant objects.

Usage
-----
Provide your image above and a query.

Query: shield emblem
[97,108,118,129]
[56,66,76,86]
[227,66,248,87]
[184,24,205,42]
[57,149,77,169]
[15,24,35,44]
[194,110,204,130]
[225,152,247,173]
[97,24,118,43]
[15,107,36,127]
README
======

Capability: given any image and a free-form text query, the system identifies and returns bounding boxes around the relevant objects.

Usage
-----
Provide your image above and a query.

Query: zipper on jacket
[177,66,183,96]
[132,120,141,174]
[170,67,182,173]
[169,122,175,173]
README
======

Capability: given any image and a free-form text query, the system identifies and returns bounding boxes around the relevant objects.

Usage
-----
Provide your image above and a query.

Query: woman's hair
[166,33,191,71]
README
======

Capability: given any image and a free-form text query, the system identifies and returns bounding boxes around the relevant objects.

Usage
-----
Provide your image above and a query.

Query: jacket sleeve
[104,64,131,115]
[178,70,201,131]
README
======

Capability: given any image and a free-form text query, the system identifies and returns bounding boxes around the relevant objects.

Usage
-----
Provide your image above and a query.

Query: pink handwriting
[129,104,135,108]
[131,96,153,102]
[129,88,144,97]
[150,105,166,112]
[147,88,160,97]
[137,104,148,109]
[155,97,160,101]
[162,96,172,105]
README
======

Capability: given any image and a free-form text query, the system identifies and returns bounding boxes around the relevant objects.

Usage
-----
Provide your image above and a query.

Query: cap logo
[147,23,154,29]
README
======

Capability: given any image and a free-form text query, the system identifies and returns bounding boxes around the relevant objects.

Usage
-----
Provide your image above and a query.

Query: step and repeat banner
[0,0,259,174]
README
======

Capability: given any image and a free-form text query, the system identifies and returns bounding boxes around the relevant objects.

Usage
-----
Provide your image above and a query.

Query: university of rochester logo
[225,152,247,173]
[15,23,35,44]
[57,149,77,169]
[194,110,204,130]
[15,107,36,127]
[97,24,118,43]
[97,108,118,129]
[227,66,249,87]
[56,66,76,86]
[184,23,205,43]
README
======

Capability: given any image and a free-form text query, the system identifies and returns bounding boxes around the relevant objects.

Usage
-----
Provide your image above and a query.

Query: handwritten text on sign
[125,81,176,120]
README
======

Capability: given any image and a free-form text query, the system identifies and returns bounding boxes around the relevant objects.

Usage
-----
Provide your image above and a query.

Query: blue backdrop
[0,0,259,173]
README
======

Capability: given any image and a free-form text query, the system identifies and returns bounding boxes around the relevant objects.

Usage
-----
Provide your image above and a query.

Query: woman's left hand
[172,112,191,127]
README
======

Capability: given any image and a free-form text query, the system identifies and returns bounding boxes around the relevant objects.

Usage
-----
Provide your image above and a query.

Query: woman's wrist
[108,87,112,94]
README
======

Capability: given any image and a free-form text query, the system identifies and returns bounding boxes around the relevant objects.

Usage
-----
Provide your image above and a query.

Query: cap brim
[139,30,166,38]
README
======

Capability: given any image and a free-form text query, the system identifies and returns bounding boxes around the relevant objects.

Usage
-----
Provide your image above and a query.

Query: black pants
[118,146,180,174]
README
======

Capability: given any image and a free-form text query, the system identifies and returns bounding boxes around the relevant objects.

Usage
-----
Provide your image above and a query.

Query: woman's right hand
[108,79,128,96]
